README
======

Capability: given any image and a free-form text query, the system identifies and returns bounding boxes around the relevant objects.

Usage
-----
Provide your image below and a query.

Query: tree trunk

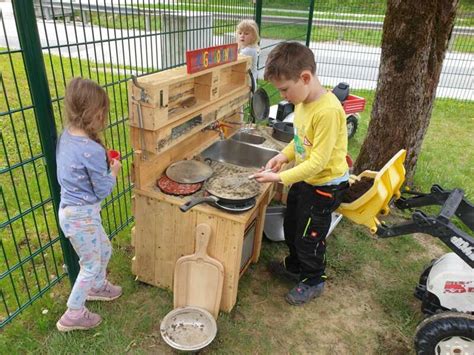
[354,0,458,184]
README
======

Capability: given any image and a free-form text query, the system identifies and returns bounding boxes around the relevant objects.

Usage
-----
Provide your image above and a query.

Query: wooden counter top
[134,180,273,225]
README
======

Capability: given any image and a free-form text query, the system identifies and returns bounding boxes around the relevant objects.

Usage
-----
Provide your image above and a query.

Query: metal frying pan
[180,175,260,212]
[249,88,270,123]
[166,160,213,184]
[180,195,256,213]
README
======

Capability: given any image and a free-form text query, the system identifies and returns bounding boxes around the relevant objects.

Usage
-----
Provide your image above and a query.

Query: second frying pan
[180,175,260,212]
[166,160,213,184]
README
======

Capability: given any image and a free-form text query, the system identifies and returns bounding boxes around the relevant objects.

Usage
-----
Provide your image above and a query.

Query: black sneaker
[267,260,300,282]
[285,281,325,306]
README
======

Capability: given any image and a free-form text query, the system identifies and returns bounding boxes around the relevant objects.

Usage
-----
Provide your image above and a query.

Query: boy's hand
[265,153,288,172]
[110,159,122,177]
[253,171,281,183]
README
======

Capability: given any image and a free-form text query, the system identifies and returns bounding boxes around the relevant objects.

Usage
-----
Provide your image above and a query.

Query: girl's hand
[110,159,122,177]
[253,171,281,183]
[264,153,288,173]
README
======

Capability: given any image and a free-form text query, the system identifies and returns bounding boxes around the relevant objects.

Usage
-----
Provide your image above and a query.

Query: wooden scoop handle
[195,224,212,258]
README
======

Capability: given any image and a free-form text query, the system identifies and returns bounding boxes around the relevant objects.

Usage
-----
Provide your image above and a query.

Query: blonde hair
[64,77,110,145]
[236,19,260,49]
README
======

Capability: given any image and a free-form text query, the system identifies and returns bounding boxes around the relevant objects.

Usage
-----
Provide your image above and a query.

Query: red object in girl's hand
[108,149,121,161]
[346,154,353,168]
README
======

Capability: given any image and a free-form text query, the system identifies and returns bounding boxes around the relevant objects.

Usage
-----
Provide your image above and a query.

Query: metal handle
[179,196,218,212]
[160,90,168,108]
[131,76,149,160]
[248,69,255,94]
[135,102,147,160]
[131,75,149,103]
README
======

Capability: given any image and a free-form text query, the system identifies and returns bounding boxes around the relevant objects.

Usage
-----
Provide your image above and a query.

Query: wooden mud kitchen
[129,51,279,313]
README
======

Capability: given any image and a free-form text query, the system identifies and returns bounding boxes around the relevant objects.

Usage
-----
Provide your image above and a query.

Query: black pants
[283,181,348,285]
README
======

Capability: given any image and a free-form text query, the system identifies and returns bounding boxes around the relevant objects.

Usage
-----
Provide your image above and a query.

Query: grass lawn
[1,4,472,347]
[1,67,472,352]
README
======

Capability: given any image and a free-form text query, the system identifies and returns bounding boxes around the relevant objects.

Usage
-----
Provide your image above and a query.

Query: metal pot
[272,122,294,143]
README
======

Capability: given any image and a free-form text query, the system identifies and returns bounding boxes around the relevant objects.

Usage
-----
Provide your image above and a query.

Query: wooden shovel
[173,223,224,319]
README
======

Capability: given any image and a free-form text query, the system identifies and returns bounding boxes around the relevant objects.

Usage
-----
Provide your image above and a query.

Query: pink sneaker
[87,280,122,301]
[56,307,102,332]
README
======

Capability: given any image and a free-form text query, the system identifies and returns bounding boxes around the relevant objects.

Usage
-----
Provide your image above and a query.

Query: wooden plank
[130,226,135,247]
[251,188,271,263]
[172,203,197,282]
[128,84,167,131]
[132,129,219,189]
[155,201,175,288]
[207,213,247,312]
[173,223,224,319]
[131,86,241,138]
[130,90,248,157]
[135,56,249,87]
[133,182,274,224]
[218,219,245,312]
[132,195,156,285]
[131,256,137,275]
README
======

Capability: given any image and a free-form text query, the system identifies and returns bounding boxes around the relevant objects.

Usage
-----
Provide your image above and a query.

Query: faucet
[220,117,255,134]
[202,121,225,140]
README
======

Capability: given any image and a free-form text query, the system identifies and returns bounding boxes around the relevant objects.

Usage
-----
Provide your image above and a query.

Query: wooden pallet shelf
[128,57,249,131]
[130,87,248,155]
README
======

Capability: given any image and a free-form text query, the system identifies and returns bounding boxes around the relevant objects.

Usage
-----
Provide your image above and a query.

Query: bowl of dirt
[160,306,217,351]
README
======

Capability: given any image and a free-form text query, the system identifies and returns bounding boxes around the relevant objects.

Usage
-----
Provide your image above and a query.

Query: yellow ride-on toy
[338,149,474,354]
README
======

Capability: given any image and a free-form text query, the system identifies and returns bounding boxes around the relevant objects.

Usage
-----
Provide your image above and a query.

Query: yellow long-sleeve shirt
[279,92,349,186]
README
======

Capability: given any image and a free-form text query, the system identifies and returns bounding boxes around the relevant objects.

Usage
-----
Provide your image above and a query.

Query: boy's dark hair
[264,42,316,81]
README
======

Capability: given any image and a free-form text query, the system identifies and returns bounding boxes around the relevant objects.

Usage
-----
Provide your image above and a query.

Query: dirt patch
[412,233,447,257]
[343,177,374,203]
[228,246,413,354]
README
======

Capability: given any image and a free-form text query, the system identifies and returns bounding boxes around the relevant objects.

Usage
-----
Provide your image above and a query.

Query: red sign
[186,43,238,74]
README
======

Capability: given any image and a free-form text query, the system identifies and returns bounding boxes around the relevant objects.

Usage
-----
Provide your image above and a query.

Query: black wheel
[414,312,474,355]
[346,115,358,139]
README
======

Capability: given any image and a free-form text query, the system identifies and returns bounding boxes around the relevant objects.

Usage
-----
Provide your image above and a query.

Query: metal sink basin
[231,132,266,145]
[200,140,279,168]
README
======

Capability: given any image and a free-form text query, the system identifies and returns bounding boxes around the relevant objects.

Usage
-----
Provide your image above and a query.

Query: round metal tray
[160,307,217,351]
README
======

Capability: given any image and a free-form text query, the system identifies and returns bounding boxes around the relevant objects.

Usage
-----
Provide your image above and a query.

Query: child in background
[253,42,349,305]
[55,78,122,331]
[236,19,260,90]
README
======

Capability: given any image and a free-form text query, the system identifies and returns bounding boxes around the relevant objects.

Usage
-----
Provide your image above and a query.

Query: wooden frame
[130,56,276,312]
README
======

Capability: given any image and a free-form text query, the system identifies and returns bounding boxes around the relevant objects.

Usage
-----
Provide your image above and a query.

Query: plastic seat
[337,149,407,233]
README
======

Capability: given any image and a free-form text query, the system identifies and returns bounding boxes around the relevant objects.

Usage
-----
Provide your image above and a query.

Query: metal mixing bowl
[160,307,217,351]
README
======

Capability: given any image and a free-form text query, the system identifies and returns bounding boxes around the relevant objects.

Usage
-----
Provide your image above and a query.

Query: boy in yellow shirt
[254,42,349,305]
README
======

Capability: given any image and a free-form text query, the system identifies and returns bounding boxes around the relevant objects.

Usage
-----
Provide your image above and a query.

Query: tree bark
[354,0,459,184]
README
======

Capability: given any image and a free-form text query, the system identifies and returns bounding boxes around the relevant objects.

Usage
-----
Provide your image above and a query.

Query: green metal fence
[257,0,473,102]
[1,0,256,327]
[306,1,473,100]
[1,0,472,328]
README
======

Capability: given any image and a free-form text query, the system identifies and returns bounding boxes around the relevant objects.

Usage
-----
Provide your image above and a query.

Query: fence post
[11,0,79,285]
[255,0,262,34]
[306,0,315,47]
